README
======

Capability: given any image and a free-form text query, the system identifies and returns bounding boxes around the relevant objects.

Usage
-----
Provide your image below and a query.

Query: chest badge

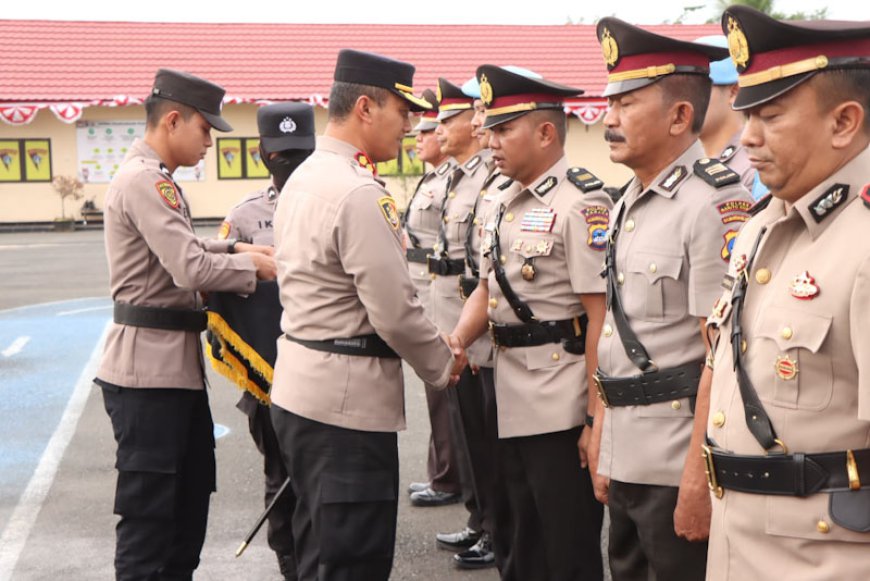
[521,259,536,281]
[790,271,820,300]
[733,254,748,278]
[774,355,799,381]
[520,207,556,233]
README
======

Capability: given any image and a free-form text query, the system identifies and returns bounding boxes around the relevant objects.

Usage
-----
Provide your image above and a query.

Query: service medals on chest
[520,207,556,233]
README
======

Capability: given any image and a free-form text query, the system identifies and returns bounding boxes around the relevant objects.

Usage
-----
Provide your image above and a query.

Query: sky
[3,0,867,25]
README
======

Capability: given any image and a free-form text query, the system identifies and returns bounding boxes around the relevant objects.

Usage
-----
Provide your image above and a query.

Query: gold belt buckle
[847,449,862,491]
[593,373,609,408]
[488,321,497,346]
[701,444,724,499]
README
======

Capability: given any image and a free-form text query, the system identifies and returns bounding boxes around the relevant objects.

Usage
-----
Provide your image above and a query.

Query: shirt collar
[626,140,706,203]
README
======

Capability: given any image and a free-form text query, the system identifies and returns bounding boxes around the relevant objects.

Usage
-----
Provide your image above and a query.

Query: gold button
[443,216,450,224]
[603,324,613,337]
[479,190,486,197]
[448,191,456,198]
[430,274,437,280]
[489,298,498,308]
[649,263,657,274]
[500,255,507,265]
[817,520,831,534]
[712,411,726,427]
[625,218,635,232]
[671,400,682,410]
[741,339,747,353]
[419,270,426,276]
[505,212,514,222]
[755,268,771,285]
[551,352,560,361]
[473,218,480,226]
[617,272,625,285]
[781,327,793,340]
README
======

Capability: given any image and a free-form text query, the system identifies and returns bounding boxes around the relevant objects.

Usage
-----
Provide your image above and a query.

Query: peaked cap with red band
[596,17,728,98]
[413,88,440,133]
[475,64,582,129]
[721,6,870,110]
[436,78,474,121]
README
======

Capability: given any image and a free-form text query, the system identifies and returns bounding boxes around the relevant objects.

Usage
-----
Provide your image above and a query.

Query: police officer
[586,19,753,581]
[691,7,870,580]
[96,69,277,580]
[452,65,610,581]
[404,88,463,507]
[269,49,466,581]
[211,101,315,580]
[696,35,769,200]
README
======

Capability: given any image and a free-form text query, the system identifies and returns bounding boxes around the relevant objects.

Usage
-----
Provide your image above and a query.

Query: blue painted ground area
[0,297,112,502]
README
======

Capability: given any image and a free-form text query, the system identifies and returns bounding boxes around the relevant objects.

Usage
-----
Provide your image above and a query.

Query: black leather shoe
[410,486,461,507]
[436,527,481,551]
[454,533,495,569]
[277,553,298,581]
[407,481,430,494]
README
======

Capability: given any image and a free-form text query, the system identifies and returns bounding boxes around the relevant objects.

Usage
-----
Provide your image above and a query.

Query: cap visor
[394,89,433,113]
[200,110,233,132]
[482,110,530,130]
[602,77,660,98]
[732,72,814,111]
[413,119,439,132]
[260,134,316,154]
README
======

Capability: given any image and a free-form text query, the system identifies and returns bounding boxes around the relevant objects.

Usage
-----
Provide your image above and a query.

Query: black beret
[257,102,316,153]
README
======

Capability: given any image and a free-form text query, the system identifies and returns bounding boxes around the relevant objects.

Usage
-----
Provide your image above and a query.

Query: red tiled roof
[0,20,722,102]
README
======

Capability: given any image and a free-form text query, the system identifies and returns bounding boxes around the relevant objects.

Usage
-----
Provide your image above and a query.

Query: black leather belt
[285,333,399,359]
[594,361,703,408]
[113,302,207,332]
[427,256,465,276]
[406,247,434,264]
[702,443,870,498]
[459,275,478,299]
[490,316,587,353]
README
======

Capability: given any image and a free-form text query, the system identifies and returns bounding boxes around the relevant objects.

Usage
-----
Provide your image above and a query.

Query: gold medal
[521,260,536,281]
[774,355,799,381]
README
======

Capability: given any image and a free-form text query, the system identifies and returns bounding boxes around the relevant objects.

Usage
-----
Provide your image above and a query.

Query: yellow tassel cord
[205,311,273,405]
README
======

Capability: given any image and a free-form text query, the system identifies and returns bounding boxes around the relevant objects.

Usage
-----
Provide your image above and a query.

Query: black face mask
[260,144,313,191]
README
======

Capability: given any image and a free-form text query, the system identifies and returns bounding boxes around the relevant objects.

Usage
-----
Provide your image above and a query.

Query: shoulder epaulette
[808,183,849,223]
[748,193,772,216]
[436,161,451,176]
[567,167,604,192]
[694,158,741,188]
[465,155,482,171]
[497,178,514,190]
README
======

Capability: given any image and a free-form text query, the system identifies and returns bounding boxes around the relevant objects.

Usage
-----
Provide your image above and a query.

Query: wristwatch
[227,238,239,254]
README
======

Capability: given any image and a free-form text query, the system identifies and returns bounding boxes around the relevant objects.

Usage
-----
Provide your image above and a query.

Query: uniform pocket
[524,342,584,370]
[756,306,832,410]
[624,252,685,321]
[766,493,870,543]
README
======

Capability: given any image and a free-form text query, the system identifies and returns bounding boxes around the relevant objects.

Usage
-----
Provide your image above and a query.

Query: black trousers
[101,384,216,581]
[424,382,461,493]
[608,480,707,581]
[447,366,498,534]
[238,393,296,561]
[271,406,398,581]
[493,426,604,581]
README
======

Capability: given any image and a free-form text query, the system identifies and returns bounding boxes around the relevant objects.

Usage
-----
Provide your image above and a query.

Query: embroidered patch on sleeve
[721,229,739,262]
[378,196,400,230]
[718,199,752,224]
[155,180,179,209]
[218,221,231,240]
[582,206,609,250]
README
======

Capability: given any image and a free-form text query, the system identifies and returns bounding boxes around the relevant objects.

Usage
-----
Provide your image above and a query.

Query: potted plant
[51,175,84,231]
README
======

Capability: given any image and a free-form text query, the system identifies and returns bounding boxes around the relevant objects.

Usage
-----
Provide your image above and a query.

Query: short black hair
[814,69,870,135]
[657,74,713,134]
[144,95,197,129]
[328,81,390,121]
[528,109,568,146]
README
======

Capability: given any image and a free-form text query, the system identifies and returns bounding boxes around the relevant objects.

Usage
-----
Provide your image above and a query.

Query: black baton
[235,476,292,557]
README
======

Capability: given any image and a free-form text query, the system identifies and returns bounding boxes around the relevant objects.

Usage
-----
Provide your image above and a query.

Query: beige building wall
[0,106,630,223]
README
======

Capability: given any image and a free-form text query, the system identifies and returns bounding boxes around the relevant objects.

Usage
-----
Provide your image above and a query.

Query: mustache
[604,130,626,143]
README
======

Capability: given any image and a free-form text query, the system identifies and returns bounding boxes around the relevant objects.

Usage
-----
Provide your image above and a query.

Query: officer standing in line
[686,7,870,580]
[585,19,753,581]
[95,69,277,580]
[269,49,466,581]
[452,65,610,581]
[696,35,769,200]
[404,88,462,507]
[422,76,497,568]
[210,101,316,580]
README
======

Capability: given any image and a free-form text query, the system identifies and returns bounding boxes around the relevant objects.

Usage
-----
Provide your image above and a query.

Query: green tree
[709,0,827,22]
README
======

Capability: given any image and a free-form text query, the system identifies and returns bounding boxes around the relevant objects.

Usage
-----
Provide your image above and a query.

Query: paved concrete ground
[0,230,608,581]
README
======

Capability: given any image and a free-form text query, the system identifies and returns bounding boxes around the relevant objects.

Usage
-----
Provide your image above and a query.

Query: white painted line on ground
[56,305,112,317]
[0,320,109,580]
[1,336,30,358]
[0,297,108,316]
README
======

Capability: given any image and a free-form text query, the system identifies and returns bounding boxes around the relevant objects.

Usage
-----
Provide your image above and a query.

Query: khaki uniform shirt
[97,139,257,390]
[271,136,455,433]
[705,146,870,581]
[719,129,756,192]
[431,151,492,364]
[597,140,753,486]
[404,159,454,313]
[219,185,278,246]
[481,156,612,438]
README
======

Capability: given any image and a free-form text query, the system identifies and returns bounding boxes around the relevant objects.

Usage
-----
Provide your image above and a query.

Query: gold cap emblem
[479,74,493,107]
[601,28,619,68]
[436,82,443,104]
[727,16,750,70]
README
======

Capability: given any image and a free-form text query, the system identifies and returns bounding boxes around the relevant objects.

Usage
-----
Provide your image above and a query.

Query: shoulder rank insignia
[267,186,278,201]
[567,167,604,192]
[465,155,482,171]
[862,184,870,210]
[498,178,514,190]
[155,180,180,209]
[658,165,688,192]
[436,161,451,176]
[719,145,737,162]
[378,196,400,230]
[218,221,231,240]
[582,206,610,251]
[694,158,740,188]
[534,176,558,196]
[809,184,849,223]
[749,193,772,216]
[355,151,377,177]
